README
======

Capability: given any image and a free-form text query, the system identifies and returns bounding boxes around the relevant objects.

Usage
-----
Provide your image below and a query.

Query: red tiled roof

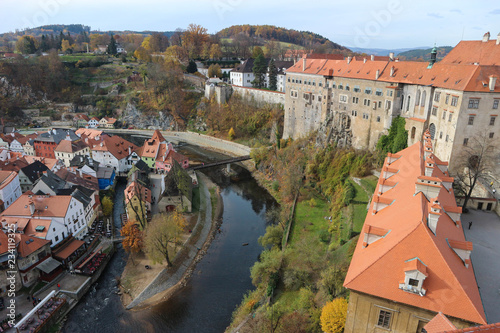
[125,181,151,204]
[2,194,71,218]
[440,39,500,66]
[15,233,50,257]
[424,312,457,333]
[91,135,138,160]
[344,141,486,325]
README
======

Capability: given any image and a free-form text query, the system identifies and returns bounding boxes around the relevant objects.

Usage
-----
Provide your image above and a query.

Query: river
[62,144,276,333]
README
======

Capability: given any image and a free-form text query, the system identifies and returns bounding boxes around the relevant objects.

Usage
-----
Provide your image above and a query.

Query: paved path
[462,209,500,323]
[126,173,213,309]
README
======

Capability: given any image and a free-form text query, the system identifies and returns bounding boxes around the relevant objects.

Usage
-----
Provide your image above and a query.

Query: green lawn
[360,175,378,197]
[289,189,330,248]
[349,179,369,233]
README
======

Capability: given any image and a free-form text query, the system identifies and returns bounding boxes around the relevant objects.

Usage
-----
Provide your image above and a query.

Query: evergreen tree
[40,35,49,52]
[252,53,267,89]
[268,58,278,91]
[58,31,64,50]
[107,34,117,55]
[186,60,197,73]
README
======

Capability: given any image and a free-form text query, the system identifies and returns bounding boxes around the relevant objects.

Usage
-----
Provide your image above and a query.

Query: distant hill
[397,46,453,61]
[217,24,350,52]
[348,46,431,56]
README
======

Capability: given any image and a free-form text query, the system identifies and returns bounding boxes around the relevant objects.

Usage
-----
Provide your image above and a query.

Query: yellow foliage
[228,127,236,141]
[320,298,348,333]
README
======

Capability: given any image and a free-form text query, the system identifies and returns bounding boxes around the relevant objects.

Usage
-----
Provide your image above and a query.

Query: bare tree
[452,134,499,211]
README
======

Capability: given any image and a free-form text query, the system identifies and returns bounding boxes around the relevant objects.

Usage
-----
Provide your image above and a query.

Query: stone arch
[415,90,421,106]
[411,126,416,139]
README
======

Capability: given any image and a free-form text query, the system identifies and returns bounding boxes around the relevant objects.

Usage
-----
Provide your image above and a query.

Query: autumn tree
[134,46,151,62]
[209,43,222,60]
[121,221,143,264]
[252,46,264,59]
[320,298,348,333]
[148,32,169,53]
[15,36,37,54]
[164,45,188,64]
[452,133,499,210]
[102,196,114,217]
[207,63,222,78]
[252,53,267,89]
[228,127,236,140]
[144,211,186,267]
[186,60,197,73]
[183,23,209,59]
[268,58,278,91]
[61,39,72,53]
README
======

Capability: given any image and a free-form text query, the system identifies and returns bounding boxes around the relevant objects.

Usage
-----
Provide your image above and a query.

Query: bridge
[188,155,251,171]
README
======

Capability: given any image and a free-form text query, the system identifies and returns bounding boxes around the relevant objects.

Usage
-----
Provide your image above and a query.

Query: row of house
[230,58,294,92]
[73,114,117,129]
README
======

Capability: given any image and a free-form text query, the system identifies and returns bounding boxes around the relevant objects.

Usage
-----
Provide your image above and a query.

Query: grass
[191,187,201,212]
[288,188,330,248]
[360,175,378,197]
[349,179,369,233]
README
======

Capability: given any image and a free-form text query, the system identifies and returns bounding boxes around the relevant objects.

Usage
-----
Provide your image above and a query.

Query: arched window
[421,91,427,109]
[411,127,416,139]
[415,90,421,106]
[429,123,436,139]
[406,96,411,111]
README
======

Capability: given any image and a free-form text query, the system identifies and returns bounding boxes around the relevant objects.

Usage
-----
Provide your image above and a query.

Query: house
[265,60,294,92]
[158,160,192,212]
[138,130,168,169]
[34,128,80,159]
[124,181,151,225]
[55,168,99,192]
[0,156,29,172]
[96,166,115,190]
[31,170,71,196]
[155,149,189,174]
[24,156,62,172]
[90,135,138,174]
[23,138,36,156]
[88,117,100,128]
[0,170,22,211]
[99,117,117,129]
[343,132,486,332]
[230,58,255,87]
[70,155,100,178]
[54,139,90,167]
[18,161,49,192]
[14,233,52,287]
[138,130,188,173]
[73,114,90,128]
[1,193,87,245]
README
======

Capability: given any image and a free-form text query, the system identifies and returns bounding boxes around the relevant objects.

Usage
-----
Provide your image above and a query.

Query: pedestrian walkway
[462,209,500,323]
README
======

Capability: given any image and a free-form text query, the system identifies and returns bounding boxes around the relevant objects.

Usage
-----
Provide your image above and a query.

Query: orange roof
[15,233,50,257]
[91,135,138,160]
[363,224,388,237]
[165,149,188,165]
[0,170,17,190]
[75,128,104,140]
[2,194,71,218]
[423,312,457,333]
[55,139,88,153]
[440,38,500,66]
[23,156,58,170]
[344,141,486,325]
[53,238,85,260]
[404,258,428,276]
[448,239,473,251]
[23,218,52,239]
[443,322,500,332]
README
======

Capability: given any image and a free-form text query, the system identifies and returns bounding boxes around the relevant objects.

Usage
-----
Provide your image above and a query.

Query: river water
[62,144,276,333]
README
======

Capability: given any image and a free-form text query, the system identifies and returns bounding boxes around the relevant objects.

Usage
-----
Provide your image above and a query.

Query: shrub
[320,298,348,333]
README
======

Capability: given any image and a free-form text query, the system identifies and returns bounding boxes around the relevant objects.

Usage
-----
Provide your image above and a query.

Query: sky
[1,0,499,50]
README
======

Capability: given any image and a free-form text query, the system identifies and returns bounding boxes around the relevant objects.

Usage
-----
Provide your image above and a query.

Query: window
[451,96,458,106]
[448,113,453,122]
[378,101,382,108]
[490,116,496,126]
[434,92,441,102]
[493,100,499,109]
[338,84,343,90]
[363,113,369,120]
[354,85,360,92]
[375,88,383,96]
[446,134,449,142]
[468,116,475,125]
[352,97,359,104]
[387,90,393,97]
[376,116,381,122]
[55,235,59,242]
[463,138,469,146]
[490,132,495,139]
[352,110,357,116]
[409,278,419,286]
[339,95,348,103]
[442,111,446,120]
[439,131,443,139]
[365,87,372,94]
[432,107,438,116]
[445,94,450,104]
[363,99,371,106]
[377,310,392,329]
[468,99,479,109]
[345,85,350,91]
[415,90,421,105]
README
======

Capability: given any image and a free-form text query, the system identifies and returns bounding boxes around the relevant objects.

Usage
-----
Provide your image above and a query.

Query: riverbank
[119,172,224,310]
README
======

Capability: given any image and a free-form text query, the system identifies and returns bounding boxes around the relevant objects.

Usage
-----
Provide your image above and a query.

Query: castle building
[284,33,500,168]
[343,132,486,332]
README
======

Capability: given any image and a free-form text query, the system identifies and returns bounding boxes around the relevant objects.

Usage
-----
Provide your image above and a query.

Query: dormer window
[399,258,428,296]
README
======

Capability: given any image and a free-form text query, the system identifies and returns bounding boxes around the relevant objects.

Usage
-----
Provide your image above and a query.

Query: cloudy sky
[1,0,499,49]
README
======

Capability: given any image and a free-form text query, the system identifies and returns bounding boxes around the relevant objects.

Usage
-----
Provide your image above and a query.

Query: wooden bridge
[188,155,251,171]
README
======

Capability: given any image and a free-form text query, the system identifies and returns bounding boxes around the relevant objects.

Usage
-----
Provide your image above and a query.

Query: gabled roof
[440,38,500,66]
[20,161,49,183]
[35,128,79,144]
[2,193,72,218]
[0,170,17,190]
[23,156,59,171]
[55,168,99,191]
[75,128,105,140]
[90,135,138,160]
[15,233,50,258]
[125,181,151,204]
[423,312,457,333]
[232,58,255,73]
[0,157,29,171]
[344,140,486,325]
[55,139,89,153]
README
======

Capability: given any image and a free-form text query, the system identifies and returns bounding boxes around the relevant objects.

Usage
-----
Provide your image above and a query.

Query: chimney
[390,66,395,77]
[376,69,380,80]
[489,75,497,91]
[29,200,35,215]
[370,54,374,61]
[389,52,394,61]
[483,32,490,42]
[347,56,352,64]
[363,58,367,63]
[302,58,306,71]
[128,146,132,155]
[497,33,500,45]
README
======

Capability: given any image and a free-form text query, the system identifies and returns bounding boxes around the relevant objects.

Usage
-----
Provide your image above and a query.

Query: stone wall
[170,131,251,157]
[232,86,285,106]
